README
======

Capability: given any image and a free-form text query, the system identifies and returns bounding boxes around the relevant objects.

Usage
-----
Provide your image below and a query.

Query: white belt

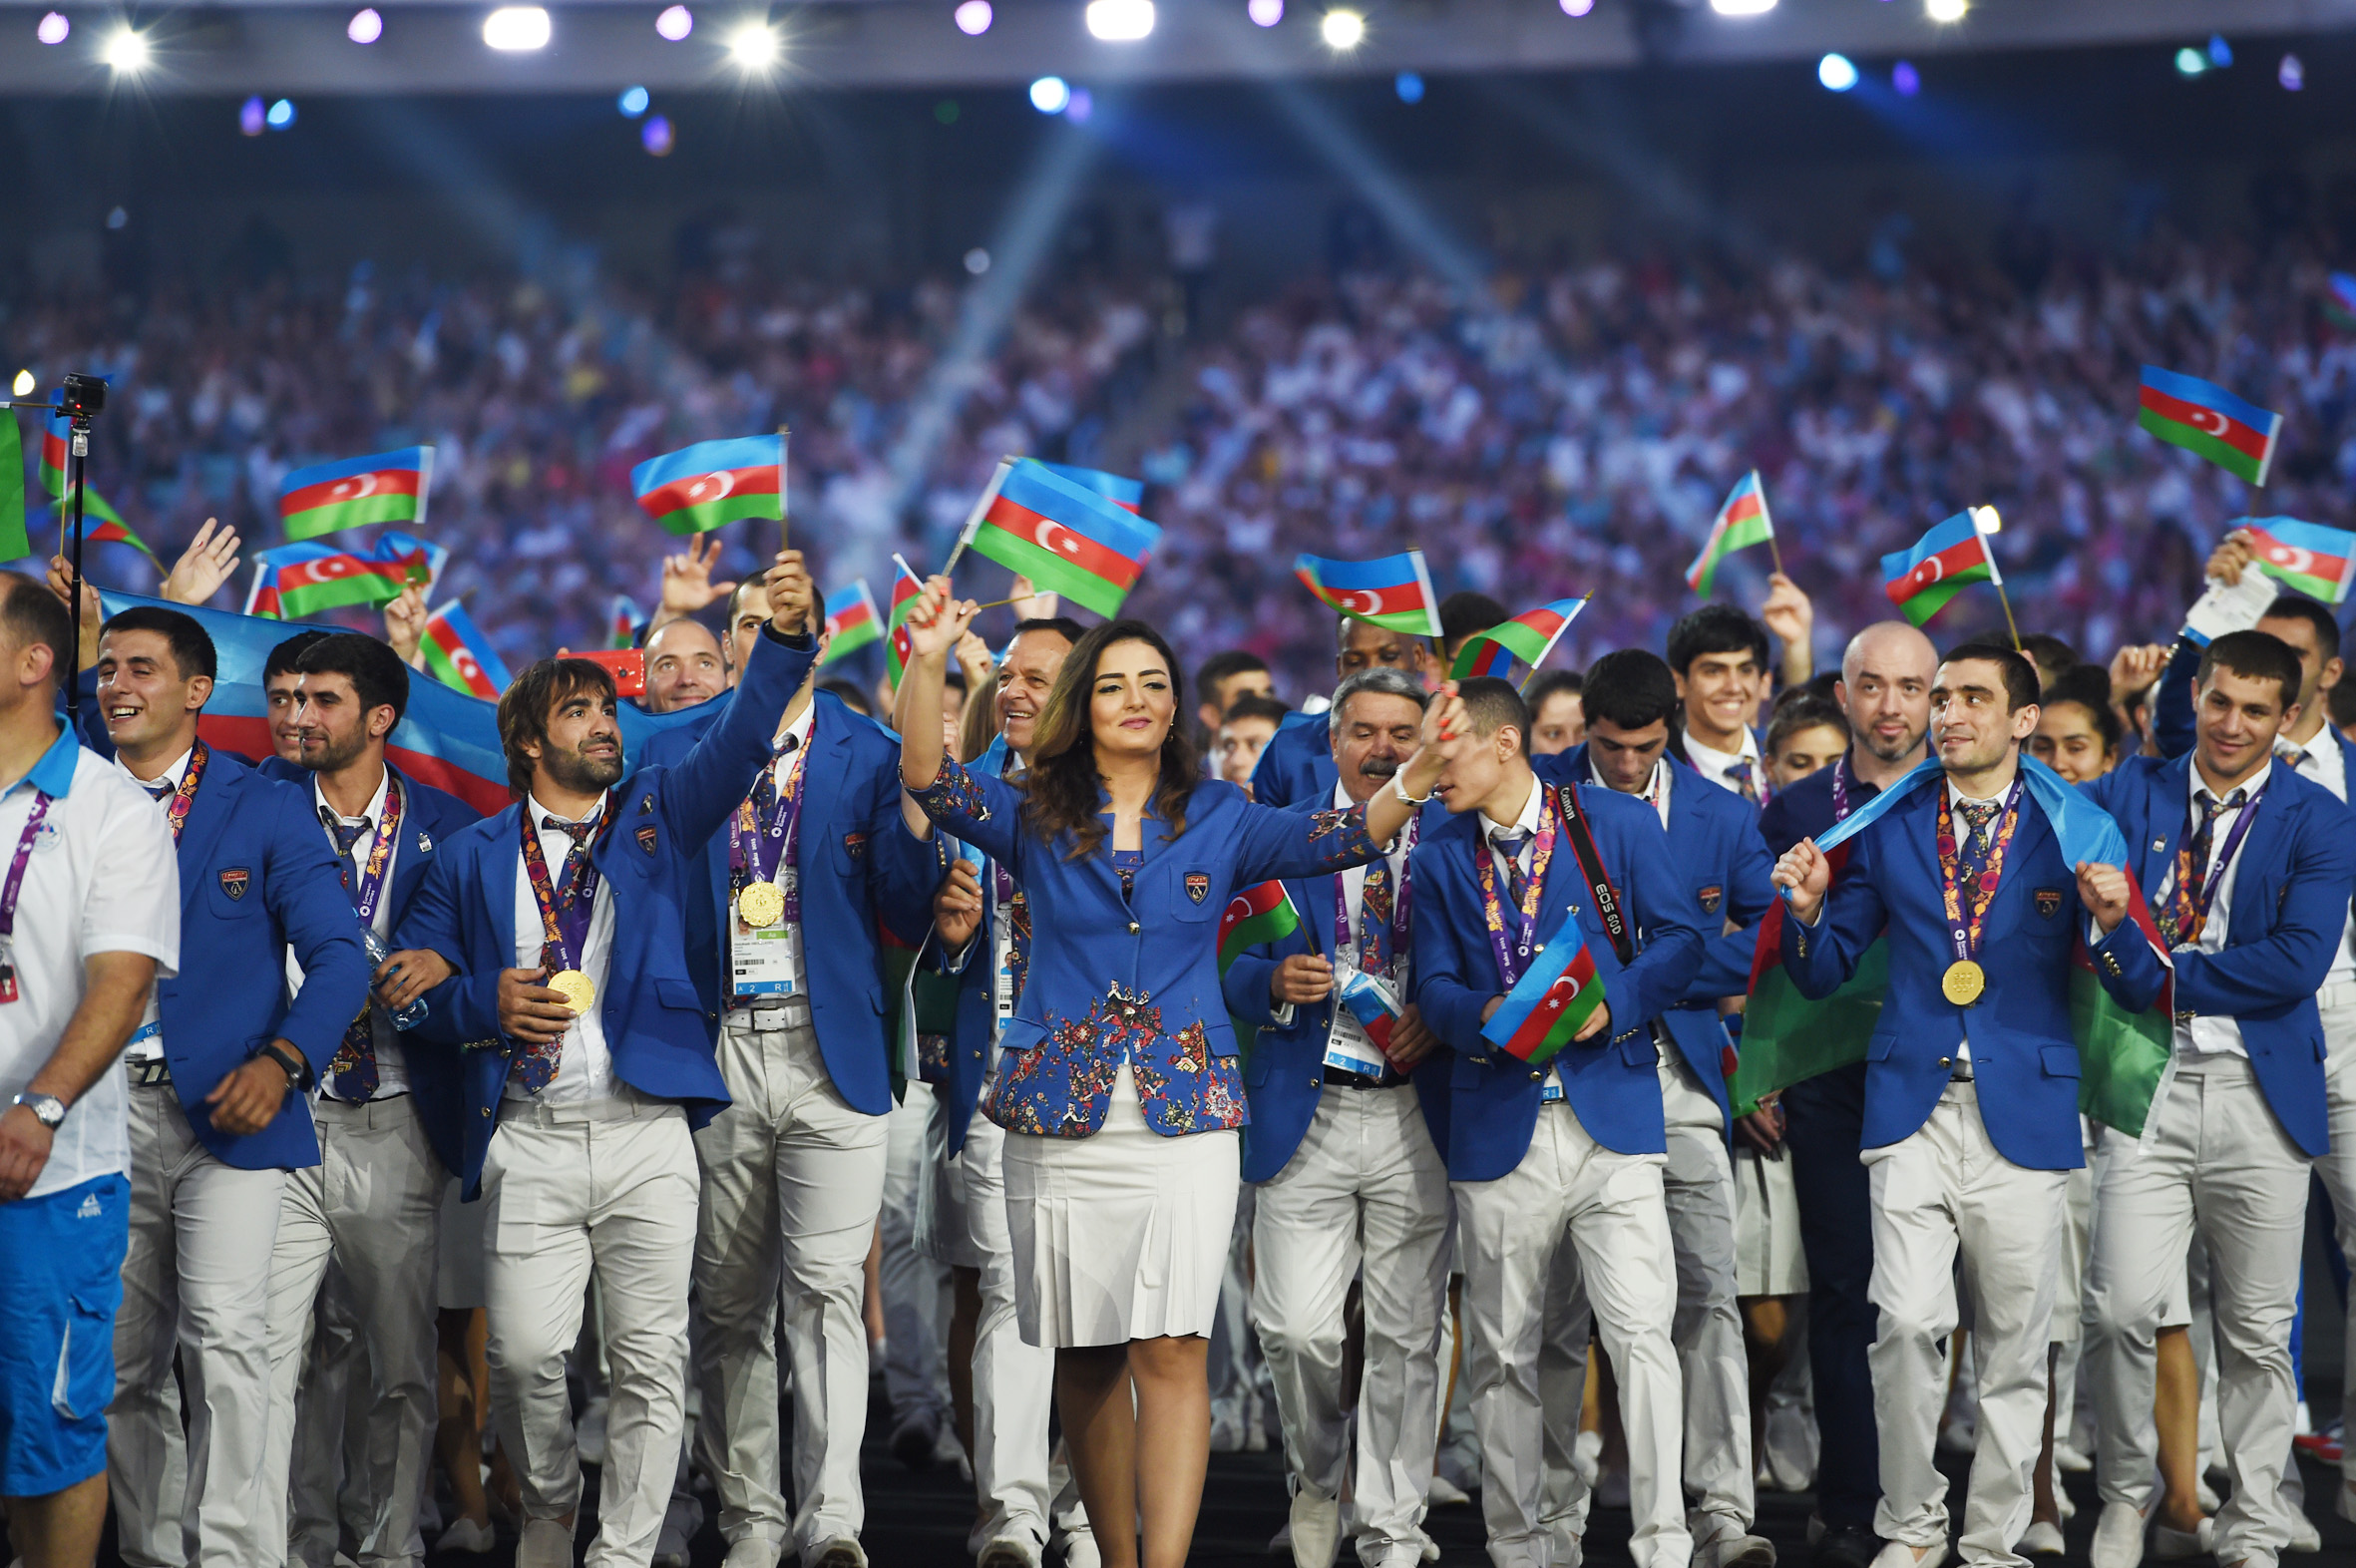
[498,1090,679,1128]
[2318,978,2356,1013]
[727,994,813,1032]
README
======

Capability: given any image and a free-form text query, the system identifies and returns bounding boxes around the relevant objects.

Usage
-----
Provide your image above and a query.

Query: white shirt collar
[118,745,196,794]
[2191,756,2271,810]
[1683,727,1759,772]
[777,700,816,756]
[528,791,605,831]
[1478,774,1544,842]
[1945,769,2017,809]
[313,765,393,829]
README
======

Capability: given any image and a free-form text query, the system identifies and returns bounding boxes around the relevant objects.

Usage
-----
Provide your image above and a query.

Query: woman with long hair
[893,581,1459,1568]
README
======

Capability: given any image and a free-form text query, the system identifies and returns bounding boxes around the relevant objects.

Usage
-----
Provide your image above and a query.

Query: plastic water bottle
[364,929,430,1030]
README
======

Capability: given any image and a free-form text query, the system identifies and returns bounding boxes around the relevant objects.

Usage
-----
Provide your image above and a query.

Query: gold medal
[1941,960,1986,1007]
[737,880,786,929]
[548,970,597,1013]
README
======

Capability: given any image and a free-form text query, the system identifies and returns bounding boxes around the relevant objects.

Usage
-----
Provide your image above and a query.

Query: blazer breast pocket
[205,866,261,919]
[1168,870,1219,922]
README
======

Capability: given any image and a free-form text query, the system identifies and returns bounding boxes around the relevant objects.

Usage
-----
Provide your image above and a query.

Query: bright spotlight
[1817,53,1857,91]
[347,8,382,43]
[1066,87,1094,121]
[727,22,778,67]
[1085,0,1154,41]
[1892,59,1920,95]
[1320,8,1364,49]
[2174,46,2205,77]
[655,4,693,38]
[955,0,992,33]
[483,6,551,50]
[1248,0,1284,23]
[1028,76,1070,112]
[1710,0,1774,14]
[103,28,151,71]
[964,247,991,275]
[1394,70,1423,102]
[2206,33,2231,68]
[35,11,68,44]
[619,85,650,116]
[239,96,267,134]
[642,115,675,155]
[1559,0,1594,14]
[2280,53,2304,91]
[9,370,33,399]
[1923,0,1964,20]
[266,98,296,129]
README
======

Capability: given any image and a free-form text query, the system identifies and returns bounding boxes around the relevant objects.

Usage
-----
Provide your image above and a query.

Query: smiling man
[642,617,731,715]
[1252,617,1438,809]
[1668,605,1773,803]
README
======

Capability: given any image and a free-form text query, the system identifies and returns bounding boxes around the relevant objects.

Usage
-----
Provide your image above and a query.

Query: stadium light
[1892,59,1920,95]
[1085,0,1154,41]
[1394,71,1423,102]
[2206,33,2231,68]
[2174,47,2205,77]
[1248,0,1283,24]
[727,22,778,68]
[1710,0,1774,15]
[1924,0,1964,20]
[347,8,382,43]
[103,27,151,71]
[618,85,649,116]
[35,11,68,44]
[1559,0,1594,14]
[955,0,992,34]
[655,4,693,39]
[964,247,991,275]
[240,96,266,134]
[10,370,33,398]
[1066,87,1094,121]
[1817,53,1857,91]
[642,115,675,155]
[1320,8,1364,49]
[1028,75,1070,112]
[483,7,551,50]
[1971,506,2002,536]
[2280,53,2304,91]
[267,98,296,129]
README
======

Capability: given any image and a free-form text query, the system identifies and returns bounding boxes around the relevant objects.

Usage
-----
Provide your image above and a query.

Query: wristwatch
[11,1092,66,1130]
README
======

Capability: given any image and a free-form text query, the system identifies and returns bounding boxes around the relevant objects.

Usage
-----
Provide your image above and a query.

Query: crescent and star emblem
[330,474,379,502]
[1340,588,1382,614]
[2267,545,2314,574]
[1033,519,1080,558]
[687,470,735,504]
[2185,409,2228,435]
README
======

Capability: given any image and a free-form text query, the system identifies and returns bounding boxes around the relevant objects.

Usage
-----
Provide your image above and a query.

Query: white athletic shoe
[2089,1502,2148,1568]
[2153,1518,2213,1560]
[2019,1521,2067,1558]
[1288,1491,1342,1568]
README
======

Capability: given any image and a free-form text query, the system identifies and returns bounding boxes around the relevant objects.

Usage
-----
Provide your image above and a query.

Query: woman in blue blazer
[893,582,1458,1568]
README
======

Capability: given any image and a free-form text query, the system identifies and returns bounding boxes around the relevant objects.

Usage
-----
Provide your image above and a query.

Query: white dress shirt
[728,704,817,1002]
[294,768,405,1100]
[1682,728,1763,800]
[2275,732,2355,990]
[509,793,617,1104]
[1594,755,1674,831]
[117,746,196,1061]
[1942,777,2024,1065]
[2161,760,2273,1059]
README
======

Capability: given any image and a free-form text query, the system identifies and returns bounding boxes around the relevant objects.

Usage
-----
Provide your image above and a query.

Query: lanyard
[1935,776,2024,968]
[338,778,405,931]
[2173,779,2269,937]
[1829,756,1853,823]
[729,726,811,906]
[520,792,613,973]
[1332,812,1415,961]
[0,793,52,946]
[162,740,208,845]
[1472,789,1557,988]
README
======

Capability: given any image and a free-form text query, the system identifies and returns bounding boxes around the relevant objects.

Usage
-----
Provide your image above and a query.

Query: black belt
[1324,1066,1402,1091]
[1949,1062,1974,1083]
[129,1057,173,1088]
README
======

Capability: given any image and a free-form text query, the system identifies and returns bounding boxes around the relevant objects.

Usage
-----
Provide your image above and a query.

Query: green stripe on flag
[1694,513,1773,596]
[2254,562,2343,602]
[971,521,1132,618]
[1729,939,1887,1114]
[278,575,407,617]
[2138,408,2266,485]
[0,412,25,563]
[1894,571,1986,627]
[283,493,425,541]
[648,493,782,539]
[419,638,476,695]
[2069,968,2171,1137]
[819,619,881,666]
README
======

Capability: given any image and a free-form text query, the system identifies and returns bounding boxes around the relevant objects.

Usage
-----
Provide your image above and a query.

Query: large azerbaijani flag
[419,600,511,698]
[884,556,928,686]
[1881,511,1998,627]
[962,458,1163,619]
[630,434,784,537]
[1294,551,1443,637]
[1478,924,1607,1068]
[1685,471,1775,595]
[277,447,435,540]
[2239,518,2356,605]
[821,579,882,665]
[247,533,445,619]
[0,408,24,563]
[1449,596,1587,681]
[2138,366,2282,486]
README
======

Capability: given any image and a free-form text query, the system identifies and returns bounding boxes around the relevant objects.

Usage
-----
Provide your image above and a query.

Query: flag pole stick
[1993,578,2023,652]
[1755,472,1785,577]
[944,457,1014,578]
[775,425,790,557]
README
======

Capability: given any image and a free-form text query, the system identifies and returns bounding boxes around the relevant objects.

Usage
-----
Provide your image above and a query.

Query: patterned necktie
[323,807,381,1101]
[749,733,802,821]
[2162,789,2245,948]
[145,780,174,803]
[322,806,369,884]
[1725,758,1760,804]
[1489,827,1532,910]
[2280,747,2307,772]
[1359,864,1392,974]
[541,815,600,967]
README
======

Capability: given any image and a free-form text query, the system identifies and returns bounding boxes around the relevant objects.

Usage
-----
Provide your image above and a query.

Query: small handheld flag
[2239,518,2356,605]
[25,504,160,561]
[608,595,645,649]
[630,434,784,537]
[885,556,928,686]
[420,601,511,698]
[248,534,442,619]
[1217,881,1300,975]
[1037,462,1145,513]
[962,458,1162,619]
[2138,366,2282,486]
[1881,511,1998,627]
[1336,970,1403,1054]
[1294,551,1443,638]
[277,447,435,541]
[1686,471,1777,595]
[1479,929,1605,1068]
[1448,597,1587,682]
[821,580,883,665]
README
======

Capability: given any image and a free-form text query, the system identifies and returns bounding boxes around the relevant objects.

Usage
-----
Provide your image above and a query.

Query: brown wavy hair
[1020,619,1201,859]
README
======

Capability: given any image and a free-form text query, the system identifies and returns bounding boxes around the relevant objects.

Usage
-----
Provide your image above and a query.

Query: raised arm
[1231,684,1465,884]
[894,580,1028,863]
[659,549,820,848]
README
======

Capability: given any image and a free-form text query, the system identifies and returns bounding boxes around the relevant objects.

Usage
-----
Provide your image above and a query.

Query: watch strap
[257,1041,310,1089]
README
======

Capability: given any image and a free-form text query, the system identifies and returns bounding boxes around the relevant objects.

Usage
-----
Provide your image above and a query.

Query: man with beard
[381,550,822,1568]
[248,632,481,1568]
[263,630,333,766]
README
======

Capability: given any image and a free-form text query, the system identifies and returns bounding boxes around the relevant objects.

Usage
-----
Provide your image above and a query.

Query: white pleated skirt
[1001,1064,1242,1349]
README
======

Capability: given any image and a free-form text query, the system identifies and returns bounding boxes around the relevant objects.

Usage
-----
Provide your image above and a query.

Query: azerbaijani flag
[963,458,1163,619]
[1294,551,1443,638]
[248,534,443,619]
[1449,596,1587,681]
[821,579,882,665]
[420,600,511,698]
[2327,272,2356,331]
[30,504,160,560]
[1881,511,1998,626]
[1730,871,1889,1114]
[277,447,434,540]
[38,398,128,529]
[885,556,927,686]
[1685,471,1775,595]
[1037,462,1145,513]
[630,434,784,537]
[1479,926,1606,1068]
[1217,880,1300,975]
[0,408,24,564]
[2240,518,2355,605]
[608,594,644,649]
[1336,970,1403,1054]
[2138,366,2282,486]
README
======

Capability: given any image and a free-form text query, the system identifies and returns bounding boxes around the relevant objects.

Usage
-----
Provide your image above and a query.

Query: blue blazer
[258,756,483,1178]
[909,758,1387,1140]
[1218,808,1449,1184]
[1546,746,1778,1132]
[395,627,817,1197]
[1408,779,1706,1178]
[637,689,943,1117]
[1780,782,2164,1170]
[2079,755,2356,1157]
[1249,709,1339,810]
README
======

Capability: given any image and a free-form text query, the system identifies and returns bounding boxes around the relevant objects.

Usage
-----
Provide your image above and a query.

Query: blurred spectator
[1215,691,1291,793]
[1438,590,1510,669]
[1763,695,1850,791]
[2029,664,2123,783]
[1193,649,1275,747]
[1525,669,1585,755]
[2017,632,2080,692]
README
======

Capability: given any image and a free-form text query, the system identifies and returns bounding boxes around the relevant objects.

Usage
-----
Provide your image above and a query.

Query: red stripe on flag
[637,465,782,520]
[278,555,419,590]
[1298,574,1430,619]
[1723,492,1765,528]
[983,495,1145,588]
[279,468,424,518]
[1888,540,1987,602]
[2138,386,2272,461]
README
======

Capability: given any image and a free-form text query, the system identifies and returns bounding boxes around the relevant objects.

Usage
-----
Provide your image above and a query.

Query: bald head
[643,618,728,714]
[1838,620,1936,767]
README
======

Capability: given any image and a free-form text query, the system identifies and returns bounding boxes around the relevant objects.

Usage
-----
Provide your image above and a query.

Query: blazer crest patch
[1698,884,1723,915]
[636,824,659,855]
[845,832,869,860]
[2035,888,2063,920]
[1185,871,1210,905]
[218,867,250,901]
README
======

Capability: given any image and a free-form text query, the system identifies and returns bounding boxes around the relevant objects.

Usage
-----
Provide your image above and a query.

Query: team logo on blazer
[1698,884,1723,915]
[218,867,250,901]
[845,832,869,860]
[1185,871,1210,905]
[637,824,658,855]
[2035,888,2063,919]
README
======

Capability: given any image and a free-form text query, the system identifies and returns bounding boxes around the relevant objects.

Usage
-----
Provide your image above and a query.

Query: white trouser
[110,1081,287,1568]
[1541,1121,1755,1553]
[927,1093,1062,1558]
[1455,1098,1689,1568]
[691,1010,890,1558]
[1866,1081,2065,1568]
[482,1096,699,1568]
[1251,1082,1453,1568]
[2087,1055,2311,1568]
[2308,987,2356,1489]
[880,1081,952,1432]
[287,1268,370,1568]
[259,1094,446,1568]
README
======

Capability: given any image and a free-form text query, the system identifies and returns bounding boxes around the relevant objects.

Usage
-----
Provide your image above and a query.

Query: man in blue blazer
[2077,629,2356,1568]
[1251,614,1436,808]
[385,550,821,1568]
[1773,642,2162,1568]
[1409,677,1704,1568]
[245,631,482,1568]
[1667,602,1779,804]
[75,604,372,1568]
[1218,665,1451,1568]
[1531,648,1778,1568]
[633,571,941,1568]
